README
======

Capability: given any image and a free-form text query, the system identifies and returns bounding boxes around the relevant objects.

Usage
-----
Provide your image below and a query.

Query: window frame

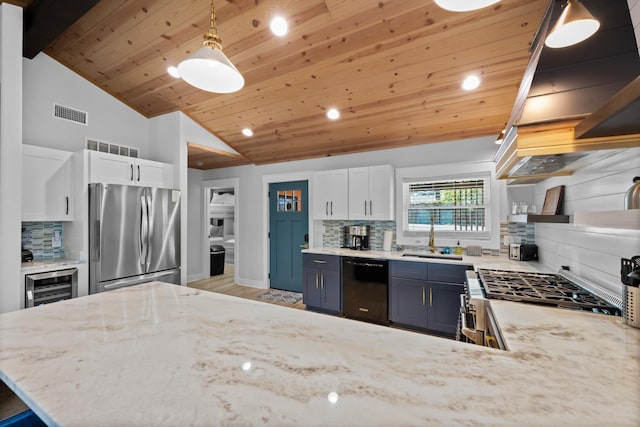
[395,161,500,248]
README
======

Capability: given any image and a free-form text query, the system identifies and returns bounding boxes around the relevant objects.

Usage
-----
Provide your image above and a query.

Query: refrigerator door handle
[140,195,148,266]
[144,191,152,272]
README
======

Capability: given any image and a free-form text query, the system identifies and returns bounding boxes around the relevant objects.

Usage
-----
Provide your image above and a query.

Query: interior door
[269,180,308,292]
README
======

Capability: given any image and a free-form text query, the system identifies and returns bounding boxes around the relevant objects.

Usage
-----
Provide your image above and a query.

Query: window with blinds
[403,176,489,234]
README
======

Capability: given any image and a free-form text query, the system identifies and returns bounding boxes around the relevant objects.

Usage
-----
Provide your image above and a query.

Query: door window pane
[277,189,302,212]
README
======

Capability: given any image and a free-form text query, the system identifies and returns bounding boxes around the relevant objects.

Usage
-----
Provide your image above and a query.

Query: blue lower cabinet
[303,254,341,314]
[389,260,469,336]
[0,410,46,427]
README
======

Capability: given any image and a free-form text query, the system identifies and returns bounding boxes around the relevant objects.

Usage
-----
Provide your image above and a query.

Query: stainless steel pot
[624,176,640,209]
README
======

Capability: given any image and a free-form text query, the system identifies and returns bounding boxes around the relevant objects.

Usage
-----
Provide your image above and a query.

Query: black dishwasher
[342,257,389,325]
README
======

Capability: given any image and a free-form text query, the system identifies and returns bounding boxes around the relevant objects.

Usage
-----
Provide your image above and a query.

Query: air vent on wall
[53,103,88,125]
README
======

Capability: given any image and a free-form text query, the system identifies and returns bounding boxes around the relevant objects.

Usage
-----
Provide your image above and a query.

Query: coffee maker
[344,225,370,250]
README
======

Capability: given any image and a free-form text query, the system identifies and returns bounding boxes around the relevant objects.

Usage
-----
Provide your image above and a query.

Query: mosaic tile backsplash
[22,222,64,260]
[321,220,530,256]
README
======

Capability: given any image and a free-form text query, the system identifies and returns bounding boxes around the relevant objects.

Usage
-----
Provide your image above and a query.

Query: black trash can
[210,245,226,276]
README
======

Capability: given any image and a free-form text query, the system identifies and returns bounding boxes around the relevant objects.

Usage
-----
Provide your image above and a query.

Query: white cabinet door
[348,165,394,220]
[88,151,135,185]
[22,145,74,221]
[368,165,394,220]
[312,169,348,220]
[88,151,174,188]
[348,167,369,220]
[135,158,174,188]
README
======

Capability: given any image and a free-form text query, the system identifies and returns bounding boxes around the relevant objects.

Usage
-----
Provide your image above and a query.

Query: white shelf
[573,210,640,230]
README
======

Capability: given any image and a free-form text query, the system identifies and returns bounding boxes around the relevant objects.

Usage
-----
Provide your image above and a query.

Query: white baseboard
[238,277,267,289]
[187,273,206,283]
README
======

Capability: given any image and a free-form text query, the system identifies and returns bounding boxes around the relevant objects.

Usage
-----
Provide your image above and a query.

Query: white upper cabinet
[22,145,74,221]
[348,165,394,221]
[312,169,349,220]
[88,151,174,188]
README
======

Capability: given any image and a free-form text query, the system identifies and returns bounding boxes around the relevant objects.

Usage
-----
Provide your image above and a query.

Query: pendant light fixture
[434,0,500,12]
[177,0,244,93]
[544,0,600,48]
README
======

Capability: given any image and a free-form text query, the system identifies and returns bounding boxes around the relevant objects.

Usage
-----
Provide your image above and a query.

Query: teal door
[269,181,309,292]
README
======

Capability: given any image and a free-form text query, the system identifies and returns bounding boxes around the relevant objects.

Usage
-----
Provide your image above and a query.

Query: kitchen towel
[383,230,393,251]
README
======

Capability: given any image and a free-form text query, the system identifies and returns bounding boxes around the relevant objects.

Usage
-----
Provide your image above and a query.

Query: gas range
[476,269,622,316]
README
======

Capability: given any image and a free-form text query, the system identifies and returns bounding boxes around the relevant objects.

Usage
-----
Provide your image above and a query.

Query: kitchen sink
[401,253,464,261]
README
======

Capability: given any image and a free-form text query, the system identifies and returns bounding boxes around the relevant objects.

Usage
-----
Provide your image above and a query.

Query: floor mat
[257,289,303,304]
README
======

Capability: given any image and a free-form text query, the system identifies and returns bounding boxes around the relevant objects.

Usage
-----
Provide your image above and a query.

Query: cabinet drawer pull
[369,200,372,215]
[321,274,324,290]
[429,288,433,307]
[137,165,141,182]
[364,200,367,215]
[65,196,69,215]
[326,201,328,216]
[130,164,134,181]
[330,201,333,216]
[315,273,319,289]
[422,287,426,306]
[358,307,369,312]
[312,260,328,264]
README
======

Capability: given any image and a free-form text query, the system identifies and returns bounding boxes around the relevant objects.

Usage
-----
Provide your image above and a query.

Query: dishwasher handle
[346,260,386,268]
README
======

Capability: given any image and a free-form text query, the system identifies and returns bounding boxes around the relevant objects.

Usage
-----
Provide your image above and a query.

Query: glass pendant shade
[544,0,600,48]
[434,0,500,12]
[177,45,244,93]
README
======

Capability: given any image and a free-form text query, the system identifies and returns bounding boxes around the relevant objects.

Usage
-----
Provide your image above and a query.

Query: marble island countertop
[1,282,639,426]
[303,247,547,272]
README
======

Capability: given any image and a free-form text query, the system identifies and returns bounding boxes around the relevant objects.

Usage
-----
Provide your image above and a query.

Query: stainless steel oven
[458,270,507,350]
[25,268,78,308]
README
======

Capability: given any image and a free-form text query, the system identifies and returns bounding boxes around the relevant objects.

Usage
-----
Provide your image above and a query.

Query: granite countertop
[303,247,547,273]
[1,282,638,426]
[21,258,85,273]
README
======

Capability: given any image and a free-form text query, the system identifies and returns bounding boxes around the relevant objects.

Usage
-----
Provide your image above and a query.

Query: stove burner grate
[477,269,621,315]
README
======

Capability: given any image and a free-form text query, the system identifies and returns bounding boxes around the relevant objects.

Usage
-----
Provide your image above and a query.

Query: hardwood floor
[187,264,306,310]
[0,382,28,421]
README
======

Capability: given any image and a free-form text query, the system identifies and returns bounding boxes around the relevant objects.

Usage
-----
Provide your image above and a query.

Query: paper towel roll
[383,230,393,251]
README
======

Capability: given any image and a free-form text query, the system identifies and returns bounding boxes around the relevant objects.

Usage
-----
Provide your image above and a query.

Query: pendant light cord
[209,0,216,35]
[204,0,222,49]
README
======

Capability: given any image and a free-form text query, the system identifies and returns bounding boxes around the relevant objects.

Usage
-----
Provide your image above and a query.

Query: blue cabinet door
[303,267,322,308]
[389,277,427,328]
[428,282,464,335]
[321,268,342,313]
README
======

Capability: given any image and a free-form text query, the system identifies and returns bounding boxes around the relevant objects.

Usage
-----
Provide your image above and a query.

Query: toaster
[509,243,538,261]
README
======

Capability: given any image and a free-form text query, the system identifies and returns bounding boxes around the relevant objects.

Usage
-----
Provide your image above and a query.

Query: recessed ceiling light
[434,0,501,12]
[167,66,180,78]
[327,391,339,404]
[270,16,288,37]
[242,128,254,137]
[327,108,340,120]
[461,75,481,91]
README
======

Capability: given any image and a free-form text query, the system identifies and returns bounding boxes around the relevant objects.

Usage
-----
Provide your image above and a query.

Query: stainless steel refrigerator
[89,183,181,294]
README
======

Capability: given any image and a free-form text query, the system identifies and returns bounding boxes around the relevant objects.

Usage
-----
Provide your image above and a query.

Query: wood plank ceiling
[41,0,549,169]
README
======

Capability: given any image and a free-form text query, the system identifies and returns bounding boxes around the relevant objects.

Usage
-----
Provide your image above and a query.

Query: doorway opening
[202,178,239,286]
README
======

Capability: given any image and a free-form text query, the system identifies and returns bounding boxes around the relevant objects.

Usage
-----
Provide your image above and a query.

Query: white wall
[201,136,499,288]
[187,168,204,281]
[533,147,640,298]
[22,53,149,156]
[0,4,23,314]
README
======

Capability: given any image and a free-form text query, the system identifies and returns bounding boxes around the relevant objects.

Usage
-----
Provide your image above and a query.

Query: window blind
[406,178,486,232]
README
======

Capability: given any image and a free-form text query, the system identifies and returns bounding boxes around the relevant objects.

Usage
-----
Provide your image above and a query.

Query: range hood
[494,0,640,184]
